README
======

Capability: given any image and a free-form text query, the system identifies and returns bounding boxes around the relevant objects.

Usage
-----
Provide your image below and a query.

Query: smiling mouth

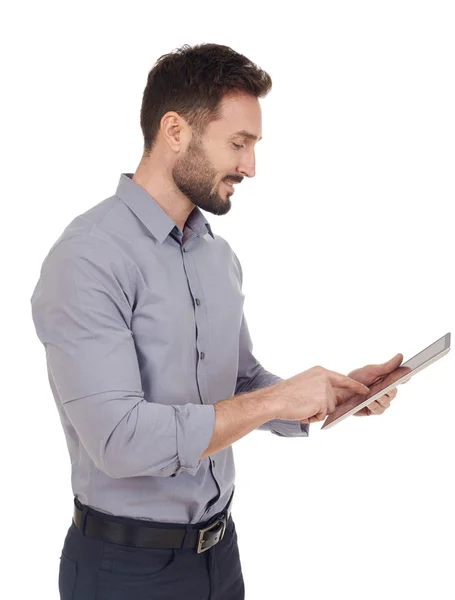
[223,181,235,193]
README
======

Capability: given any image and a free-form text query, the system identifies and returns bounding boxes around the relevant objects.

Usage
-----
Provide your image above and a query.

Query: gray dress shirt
[30,173,309,524]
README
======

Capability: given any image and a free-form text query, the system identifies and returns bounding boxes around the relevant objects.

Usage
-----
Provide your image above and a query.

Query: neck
[132,155,194,232]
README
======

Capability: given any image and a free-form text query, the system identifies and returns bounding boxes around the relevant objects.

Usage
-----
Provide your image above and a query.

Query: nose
[237,150,256,179]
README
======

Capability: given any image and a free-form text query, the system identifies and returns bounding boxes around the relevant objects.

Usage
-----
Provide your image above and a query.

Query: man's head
[139,43,272,216]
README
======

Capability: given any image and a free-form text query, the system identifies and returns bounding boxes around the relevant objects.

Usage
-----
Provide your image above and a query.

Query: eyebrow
[230,129,262,142]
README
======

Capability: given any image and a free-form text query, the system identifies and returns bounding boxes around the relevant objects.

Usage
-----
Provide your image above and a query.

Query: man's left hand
[340,353,404,416]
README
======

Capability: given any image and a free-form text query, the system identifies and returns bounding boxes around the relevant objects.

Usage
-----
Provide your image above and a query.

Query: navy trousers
[58,502,245,600]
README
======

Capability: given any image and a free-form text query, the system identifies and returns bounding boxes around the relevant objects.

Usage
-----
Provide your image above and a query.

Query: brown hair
[139,43,272,154]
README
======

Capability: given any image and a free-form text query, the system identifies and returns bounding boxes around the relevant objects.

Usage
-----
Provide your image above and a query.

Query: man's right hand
[269,366,370,424]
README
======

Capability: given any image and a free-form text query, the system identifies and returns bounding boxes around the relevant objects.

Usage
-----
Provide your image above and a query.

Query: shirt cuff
[173,403,216,476]
[266,418,310,437]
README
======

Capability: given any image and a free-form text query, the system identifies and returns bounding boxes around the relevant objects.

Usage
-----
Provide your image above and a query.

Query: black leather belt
[73,493,234,554]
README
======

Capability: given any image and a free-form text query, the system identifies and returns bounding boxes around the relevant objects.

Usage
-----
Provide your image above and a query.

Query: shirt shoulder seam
[47,229,137,298]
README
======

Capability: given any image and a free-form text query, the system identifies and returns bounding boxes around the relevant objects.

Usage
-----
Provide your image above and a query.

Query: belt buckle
[197,514,227,554]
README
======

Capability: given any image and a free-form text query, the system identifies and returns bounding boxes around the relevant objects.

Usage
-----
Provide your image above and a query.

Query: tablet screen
[322,333,450,429]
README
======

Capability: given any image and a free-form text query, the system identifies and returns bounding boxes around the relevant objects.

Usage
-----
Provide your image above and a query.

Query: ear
[160,111,189,153]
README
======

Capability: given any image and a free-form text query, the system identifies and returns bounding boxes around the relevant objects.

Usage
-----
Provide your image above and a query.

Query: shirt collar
[115,173,214,243]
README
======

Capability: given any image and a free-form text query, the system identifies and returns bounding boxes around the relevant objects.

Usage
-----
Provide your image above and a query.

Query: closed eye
[232,143,245,150]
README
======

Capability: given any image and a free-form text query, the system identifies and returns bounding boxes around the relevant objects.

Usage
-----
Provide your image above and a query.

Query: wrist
[254,382,282,421]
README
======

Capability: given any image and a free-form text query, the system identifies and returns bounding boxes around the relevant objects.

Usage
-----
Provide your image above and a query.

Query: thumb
[375,353,403,374]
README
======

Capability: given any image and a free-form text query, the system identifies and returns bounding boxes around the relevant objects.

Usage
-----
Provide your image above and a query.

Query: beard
[172,135,233,216]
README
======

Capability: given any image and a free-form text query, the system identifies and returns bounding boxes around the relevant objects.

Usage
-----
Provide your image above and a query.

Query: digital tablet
[321,332,451,430]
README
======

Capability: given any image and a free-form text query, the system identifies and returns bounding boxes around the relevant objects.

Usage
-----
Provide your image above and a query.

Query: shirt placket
[180,233,222,513]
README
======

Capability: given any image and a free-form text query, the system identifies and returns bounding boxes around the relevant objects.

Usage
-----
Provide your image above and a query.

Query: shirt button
[195,298,201,306]
[200,351,205,360]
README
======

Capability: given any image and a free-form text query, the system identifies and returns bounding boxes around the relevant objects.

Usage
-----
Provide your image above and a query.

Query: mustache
[224,177,243,184]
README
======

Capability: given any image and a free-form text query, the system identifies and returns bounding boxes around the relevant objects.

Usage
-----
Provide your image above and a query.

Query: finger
[377,397,391,408]
[353,407,370,416]
[366,401,387,415]
[374,389,396,408]
[327,388,337,414]
[327,371,370,395]
[386,388,397,400]
[300,416,317,424]
[314,408,328,421]
[335,394,345,406]
[305,410,328,423]
[369,353,403,378]
[382,353,404,370]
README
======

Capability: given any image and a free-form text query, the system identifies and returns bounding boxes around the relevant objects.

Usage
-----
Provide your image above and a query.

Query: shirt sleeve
[232,252,309,438]
[235,312,309,437]
[30,234,215,479]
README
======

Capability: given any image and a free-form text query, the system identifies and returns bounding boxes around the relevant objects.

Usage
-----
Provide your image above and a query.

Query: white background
[2,1,454,598]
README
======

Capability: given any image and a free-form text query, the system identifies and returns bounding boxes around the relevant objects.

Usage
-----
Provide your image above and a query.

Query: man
[30,43,402,600]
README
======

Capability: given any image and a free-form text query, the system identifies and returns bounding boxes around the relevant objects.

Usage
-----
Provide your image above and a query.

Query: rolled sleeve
[174,404,216,476]
[30,234,215,478]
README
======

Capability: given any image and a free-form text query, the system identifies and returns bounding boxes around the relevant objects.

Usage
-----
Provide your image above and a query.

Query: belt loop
[80,506,90,535]
[179,525,192,553]
[75,497,90,535]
